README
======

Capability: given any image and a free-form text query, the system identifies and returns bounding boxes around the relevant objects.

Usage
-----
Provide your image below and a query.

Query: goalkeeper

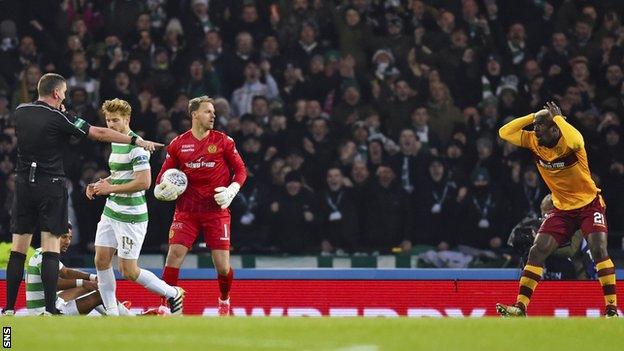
[154,96,247,316]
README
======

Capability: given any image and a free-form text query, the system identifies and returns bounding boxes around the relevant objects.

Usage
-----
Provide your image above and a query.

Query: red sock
[162,266,180,286]
[218,268,233,300]
[161,266,180,305]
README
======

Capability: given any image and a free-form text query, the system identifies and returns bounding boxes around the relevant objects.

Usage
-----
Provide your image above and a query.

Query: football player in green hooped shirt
[26,223,131,315]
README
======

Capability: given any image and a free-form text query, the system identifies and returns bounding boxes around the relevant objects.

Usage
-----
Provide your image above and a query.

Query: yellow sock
[516,264,543,310]
[596,257,617,308]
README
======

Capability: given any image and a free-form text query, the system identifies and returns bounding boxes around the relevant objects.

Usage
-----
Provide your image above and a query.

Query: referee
[3,73,162,315]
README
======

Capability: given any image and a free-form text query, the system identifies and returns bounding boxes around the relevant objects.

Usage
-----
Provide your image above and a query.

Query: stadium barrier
[1,269,623,317]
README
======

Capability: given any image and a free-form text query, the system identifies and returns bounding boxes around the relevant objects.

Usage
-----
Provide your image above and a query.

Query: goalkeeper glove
[214,182,240,209]
[154,182,178,201]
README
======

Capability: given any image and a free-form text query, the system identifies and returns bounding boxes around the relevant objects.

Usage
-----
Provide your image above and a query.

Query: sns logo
[3,327,10,349]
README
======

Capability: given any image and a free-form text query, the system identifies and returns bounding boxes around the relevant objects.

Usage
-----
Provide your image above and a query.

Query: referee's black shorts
[11,175,68,236]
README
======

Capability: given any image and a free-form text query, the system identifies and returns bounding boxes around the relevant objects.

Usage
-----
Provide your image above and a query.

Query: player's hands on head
[214,183,240,209]
[544,101,563,119]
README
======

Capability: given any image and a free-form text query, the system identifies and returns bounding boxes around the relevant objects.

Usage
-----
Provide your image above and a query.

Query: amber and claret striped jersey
[499,113,599,210]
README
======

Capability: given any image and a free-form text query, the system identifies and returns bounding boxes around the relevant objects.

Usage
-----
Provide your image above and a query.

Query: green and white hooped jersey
[26,248,64,311]
[104,131,151,223]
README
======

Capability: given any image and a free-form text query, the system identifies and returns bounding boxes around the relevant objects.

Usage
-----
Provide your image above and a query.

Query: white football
[161,168,188,198]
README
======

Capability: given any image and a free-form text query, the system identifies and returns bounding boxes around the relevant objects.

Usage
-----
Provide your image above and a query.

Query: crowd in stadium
[0,0,623,258]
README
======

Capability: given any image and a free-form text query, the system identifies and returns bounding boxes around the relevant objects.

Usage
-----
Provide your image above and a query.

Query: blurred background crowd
[0,0,623,262]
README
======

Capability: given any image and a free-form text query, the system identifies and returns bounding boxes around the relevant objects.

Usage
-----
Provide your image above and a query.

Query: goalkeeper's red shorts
[168,211,231,250]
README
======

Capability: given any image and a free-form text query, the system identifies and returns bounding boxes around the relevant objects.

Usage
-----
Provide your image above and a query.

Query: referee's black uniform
[4,100,92,314]
[11,101,90,235]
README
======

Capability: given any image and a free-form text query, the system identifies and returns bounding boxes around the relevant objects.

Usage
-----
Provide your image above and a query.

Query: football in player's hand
[155,169,188,201]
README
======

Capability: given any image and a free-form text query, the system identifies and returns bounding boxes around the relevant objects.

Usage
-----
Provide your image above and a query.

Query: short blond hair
[188,95,214,116]
[102,98,132,118]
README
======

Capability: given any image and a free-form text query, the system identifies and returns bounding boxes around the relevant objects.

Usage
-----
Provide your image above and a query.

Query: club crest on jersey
[208,144,217,153]
[169,229,175,239]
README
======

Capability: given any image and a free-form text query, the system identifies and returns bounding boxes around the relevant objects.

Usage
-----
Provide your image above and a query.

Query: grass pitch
[2,317,623,351]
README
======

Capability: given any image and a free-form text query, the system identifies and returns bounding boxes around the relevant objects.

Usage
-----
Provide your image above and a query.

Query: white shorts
[95,215,147,259]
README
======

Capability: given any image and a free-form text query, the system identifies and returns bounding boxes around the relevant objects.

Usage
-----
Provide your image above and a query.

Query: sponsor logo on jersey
[533,152,578,170]
[181,144,195,153]
[185,157,216,169]
[207,144,217,153]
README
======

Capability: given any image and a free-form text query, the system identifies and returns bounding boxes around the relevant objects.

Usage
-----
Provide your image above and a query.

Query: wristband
[130,136,137,145]
[76,279,83,287]
[89,274,97,281]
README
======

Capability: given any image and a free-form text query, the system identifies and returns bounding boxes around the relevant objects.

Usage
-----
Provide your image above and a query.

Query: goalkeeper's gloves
[154,181,178,201]
[214,182,240,209]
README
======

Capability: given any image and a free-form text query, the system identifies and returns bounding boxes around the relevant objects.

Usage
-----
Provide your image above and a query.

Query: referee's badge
[207,144,217,153]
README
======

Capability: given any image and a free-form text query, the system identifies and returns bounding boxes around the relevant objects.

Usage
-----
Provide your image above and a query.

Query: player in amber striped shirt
[496,101,618,317]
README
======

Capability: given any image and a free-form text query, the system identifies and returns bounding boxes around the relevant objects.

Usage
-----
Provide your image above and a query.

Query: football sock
[218,268,233,300]
[596,257,617,309]
[516,263,543,311]
[41,252,60,313]
[161,266,180,304]
[162,266,179,287]
[5,251,26,310]
[97,267,119,316]
[137,269,177,298]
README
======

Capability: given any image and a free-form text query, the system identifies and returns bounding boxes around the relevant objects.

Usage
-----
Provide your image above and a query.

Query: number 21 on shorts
[593,212,606,225]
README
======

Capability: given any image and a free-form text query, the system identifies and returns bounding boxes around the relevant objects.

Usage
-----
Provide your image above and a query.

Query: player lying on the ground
[497,101,618,317]
[508,194,596,280]
[26,223,132,316]
[89,99,184,316]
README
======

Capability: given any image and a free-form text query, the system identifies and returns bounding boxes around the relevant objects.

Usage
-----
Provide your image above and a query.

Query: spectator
[66,52,100,107]
[318,167,360,254]
[230,61,279,116]
[268,171,317,254]
[363,164,413,252]
[414,157,461,248]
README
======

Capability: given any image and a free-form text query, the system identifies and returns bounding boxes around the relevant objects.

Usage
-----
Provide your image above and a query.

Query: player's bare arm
[59,266,97,281]
[92,170,151,196]
[87,127,164,152]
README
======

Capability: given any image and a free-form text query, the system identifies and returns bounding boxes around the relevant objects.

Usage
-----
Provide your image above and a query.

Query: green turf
[2,317,623,351]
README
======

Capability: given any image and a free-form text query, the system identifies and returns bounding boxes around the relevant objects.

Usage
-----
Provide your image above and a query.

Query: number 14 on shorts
[122,236,135,250]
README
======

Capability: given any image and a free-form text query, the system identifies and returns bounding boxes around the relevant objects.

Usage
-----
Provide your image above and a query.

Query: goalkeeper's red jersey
[156,130,247,213]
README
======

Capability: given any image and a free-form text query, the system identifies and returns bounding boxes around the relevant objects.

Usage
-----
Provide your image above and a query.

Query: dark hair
[252,95,268,103]
[37,73,66,97]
